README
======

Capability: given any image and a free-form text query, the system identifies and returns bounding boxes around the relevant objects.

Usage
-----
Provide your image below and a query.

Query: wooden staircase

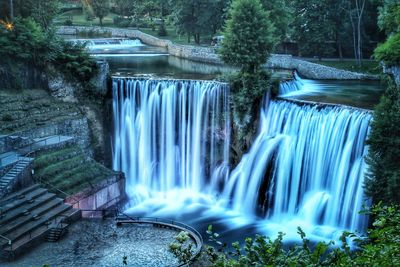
[0,184,81,260]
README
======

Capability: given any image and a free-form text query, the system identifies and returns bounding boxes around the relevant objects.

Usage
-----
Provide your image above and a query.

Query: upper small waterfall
[279,72,319,96]
[112,78,230,201]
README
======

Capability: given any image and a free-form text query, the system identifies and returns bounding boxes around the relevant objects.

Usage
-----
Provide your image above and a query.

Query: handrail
[1,135,69,167]
[0,234,11,246]
[34,177,81,208]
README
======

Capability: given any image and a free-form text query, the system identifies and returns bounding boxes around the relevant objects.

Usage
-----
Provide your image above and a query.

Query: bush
[113,16,131,28]
[170,205,400,266]
[64,19,73,26]
[375,33,400,66]
[365,77,400,205]
[158,22,167,37]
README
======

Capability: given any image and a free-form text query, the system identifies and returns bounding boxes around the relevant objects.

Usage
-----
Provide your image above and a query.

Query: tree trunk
[99,17,103,27]
[9,0,13,20]
[187,33,191,44]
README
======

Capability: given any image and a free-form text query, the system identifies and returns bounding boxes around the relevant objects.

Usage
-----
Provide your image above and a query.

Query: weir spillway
[112,77,371,242]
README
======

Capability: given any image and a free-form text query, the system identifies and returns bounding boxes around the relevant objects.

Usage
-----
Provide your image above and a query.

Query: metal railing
[0,135,69,167]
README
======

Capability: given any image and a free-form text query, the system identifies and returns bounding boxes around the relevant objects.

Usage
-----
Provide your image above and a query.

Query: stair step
[0,193,57,226]
[0,197,62,236]
[0,188,48,214]
[0,203,72,246]
[3,224,49,252]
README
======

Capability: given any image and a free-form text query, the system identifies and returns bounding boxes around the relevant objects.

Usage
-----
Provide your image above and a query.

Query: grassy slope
[34,145,115,195]
[0,89,82,134]
[56,10,213,46]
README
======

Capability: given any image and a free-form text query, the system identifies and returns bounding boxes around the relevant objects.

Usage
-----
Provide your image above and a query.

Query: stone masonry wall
[57,26,378,80]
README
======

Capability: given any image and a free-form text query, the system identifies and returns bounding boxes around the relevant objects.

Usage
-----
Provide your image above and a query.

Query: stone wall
[57,26,378,80]
[13,118,91,154]
[266,54,378,80]
[57,26,221,64]
[65,173,126,217]
[383,64,400,86]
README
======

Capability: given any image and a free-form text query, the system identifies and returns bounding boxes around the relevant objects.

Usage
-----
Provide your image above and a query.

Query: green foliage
[191,205,400,267]
[291,0,335,59]
[260,0,293,43]
[375,32,400,66]
[92,0,111,26]
[228,71,270,119]
[13,0,60,29]
[171,0,229,44]
[56,41,98,83]
[0,17,97,86]
[377,0,400,35]
[158,21,167,36]
[168,231,194,264]
[365,77,400,205]
[219,0,276,72]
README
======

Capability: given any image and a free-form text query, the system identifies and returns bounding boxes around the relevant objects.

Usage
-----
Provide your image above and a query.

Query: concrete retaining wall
[65,173,126,217]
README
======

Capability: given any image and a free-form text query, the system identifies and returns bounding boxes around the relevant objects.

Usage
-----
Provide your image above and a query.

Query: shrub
[170,205,400,266]
[158,22,167,37]
[113,16,131,28]
[375,33,400,66]
[64,19,73,26]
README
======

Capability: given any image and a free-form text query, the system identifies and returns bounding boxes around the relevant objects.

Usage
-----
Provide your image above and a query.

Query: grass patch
[55,10,118,27]
[33,145,115,196]
[140,27,213,47]
[308,59,381,75]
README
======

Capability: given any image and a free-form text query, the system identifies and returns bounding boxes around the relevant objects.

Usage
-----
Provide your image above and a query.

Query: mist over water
[113,77,372,243]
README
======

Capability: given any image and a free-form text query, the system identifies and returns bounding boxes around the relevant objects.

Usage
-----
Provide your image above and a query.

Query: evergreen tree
[219,0,276,73]
[365,77,400,205]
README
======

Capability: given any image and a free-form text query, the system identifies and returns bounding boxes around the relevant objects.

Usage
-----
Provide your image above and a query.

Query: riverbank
[57,26,379,80]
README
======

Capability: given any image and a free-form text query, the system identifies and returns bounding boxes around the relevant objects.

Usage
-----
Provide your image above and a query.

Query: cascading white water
[279,72,320,96]
[70,38,144,51]
[113,77,372,241]
[112,78,230,202]
[224,100,371,237]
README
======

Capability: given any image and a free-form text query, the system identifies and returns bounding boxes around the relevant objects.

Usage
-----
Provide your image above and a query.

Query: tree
[377,0,400,35]
[365,77,400,205]
[12,0,60,29]
[260,0,293,43]
[219,0,276,72]
[291,0,335,59]
[92,0,110,26]
[171,0,228,44]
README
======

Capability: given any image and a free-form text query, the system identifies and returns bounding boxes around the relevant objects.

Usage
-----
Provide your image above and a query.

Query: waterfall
[113,77,372,241]
[225,100,371,236]
[279,72,319,96]
[112,78,230,201]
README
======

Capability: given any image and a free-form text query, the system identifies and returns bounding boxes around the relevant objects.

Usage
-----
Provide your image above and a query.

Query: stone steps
[0,185,81,258]
[0,192,57,226]
[0,158,33,197]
